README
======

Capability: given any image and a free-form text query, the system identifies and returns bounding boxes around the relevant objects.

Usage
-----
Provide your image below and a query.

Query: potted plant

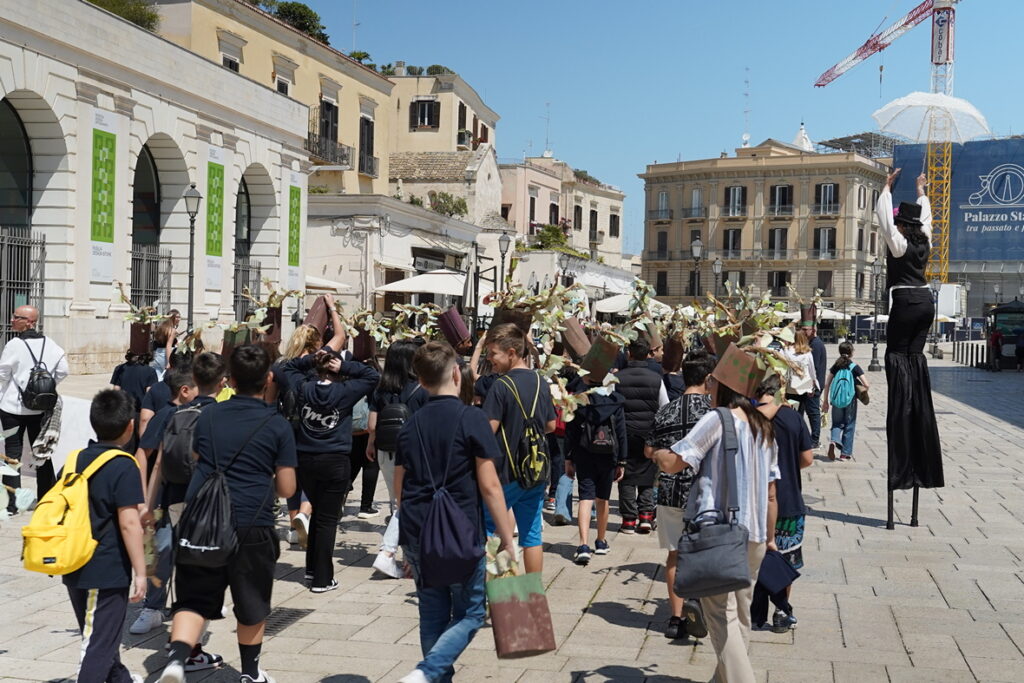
[836,323,850,343]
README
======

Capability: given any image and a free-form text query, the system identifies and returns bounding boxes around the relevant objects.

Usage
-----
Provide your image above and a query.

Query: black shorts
[575,456,616,501]
[172,527,280,625]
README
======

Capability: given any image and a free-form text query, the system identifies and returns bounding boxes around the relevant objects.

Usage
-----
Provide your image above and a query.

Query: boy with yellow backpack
[22,389,147,682]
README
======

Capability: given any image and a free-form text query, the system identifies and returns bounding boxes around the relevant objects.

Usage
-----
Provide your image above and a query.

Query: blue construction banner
[893,139,1024,262]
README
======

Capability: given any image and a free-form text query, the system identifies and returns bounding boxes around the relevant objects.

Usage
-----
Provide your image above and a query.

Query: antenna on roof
[352,0,360,52]
[742,67,751,147]
[541,102,552,156]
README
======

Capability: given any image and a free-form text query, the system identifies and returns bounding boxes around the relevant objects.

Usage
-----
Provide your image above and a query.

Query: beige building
[498,159,563,239]
[639,137,889,311]
[155,0,393,195]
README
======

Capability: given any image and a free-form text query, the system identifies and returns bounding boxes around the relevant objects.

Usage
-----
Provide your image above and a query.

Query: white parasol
[872,92,990,144]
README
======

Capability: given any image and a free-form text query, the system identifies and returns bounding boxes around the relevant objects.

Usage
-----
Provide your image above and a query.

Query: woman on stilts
[876,168,944,529]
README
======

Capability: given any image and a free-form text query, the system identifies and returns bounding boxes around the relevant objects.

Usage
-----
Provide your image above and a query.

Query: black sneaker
[594,539,610,555]
[573,545,592,565]
[772,608,797,633]
[664,615,685,639]
[310,579,339,594]
[683,599,709,639]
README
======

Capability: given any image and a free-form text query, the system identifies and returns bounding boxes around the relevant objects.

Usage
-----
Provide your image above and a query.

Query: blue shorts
[484,481,545,548]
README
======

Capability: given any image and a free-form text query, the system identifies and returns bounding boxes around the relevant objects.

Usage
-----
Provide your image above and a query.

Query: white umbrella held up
[872,92,990,144]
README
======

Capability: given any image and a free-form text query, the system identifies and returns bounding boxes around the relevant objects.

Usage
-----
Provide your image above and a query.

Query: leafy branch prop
[113,281,162,324]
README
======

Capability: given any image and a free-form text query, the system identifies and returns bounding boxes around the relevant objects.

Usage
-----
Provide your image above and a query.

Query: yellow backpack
[22,448,136,575]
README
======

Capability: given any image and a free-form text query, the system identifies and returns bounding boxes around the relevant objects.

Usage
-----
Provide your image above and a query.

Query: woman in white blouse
[649,372,780,683]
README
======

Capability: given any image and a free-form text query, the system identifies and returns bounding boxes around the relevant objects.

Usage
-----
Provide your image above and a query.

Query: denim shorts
[483,481,545,548]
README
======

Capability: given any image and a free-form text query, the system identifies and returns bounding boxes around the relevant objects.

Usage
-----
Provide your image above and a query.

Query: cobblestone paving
[2,344,1023,682]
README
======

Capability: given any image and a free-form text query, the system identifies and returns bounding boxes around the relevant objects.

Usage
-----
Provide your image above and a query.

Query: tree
[378,63,396,76]
[348,51,371,64]
[244,0,278,9]
[273,1,329,44]
[429,192,468,218]
[533,223,569,250]
[88,0,160,31]
[425,64,454,75]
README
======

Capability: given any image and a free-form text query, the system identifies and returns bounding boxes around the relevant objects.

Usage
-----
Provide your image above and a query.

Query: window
[501,204,511,220]
[656,231,668,257]
[857,227,864,252]
[691,187,703,209]
[410,99,440,129]
[217,29,245,74]
[276,77,290,96]
[609,213,620,238]
[319,100,338,142]
[458,102,467,131]
[656,271,668,296]
[528,196,536,231]
[814,182,838,212]
[358,115,376,175]
[272,53,297,98]
[222,55,239,72]
[858,185,867,209]
[549,203,559,225]
[768,228,788,258]
[479,124,489,143]
[589,209,598,239]
[817,270,834,296]
[768,271,789,296]
[574,204,582,231]
[870,231,877,255]
[814,227,837,258]
[871,189,880,209]
[725,185,747,216]
[723,229,741,257]
[769,184,792,213]
[723,270,746,289]
[856,272,866,299]
[657,191,669,211]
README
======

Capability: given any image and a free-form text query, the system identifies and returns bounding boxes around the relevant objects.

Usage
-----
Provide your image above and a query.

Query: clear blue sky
[306,0,1022,255]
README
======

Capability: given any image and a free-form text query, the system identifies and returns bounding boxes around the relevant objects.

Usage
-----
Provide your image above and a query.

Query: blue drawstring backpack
[415,406,484,588]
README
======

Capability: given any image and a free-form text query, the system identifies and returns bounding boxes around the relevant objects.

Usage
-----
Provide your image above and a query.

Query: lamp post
[498,231,511,291]
[994,282,1001,305]
[183,183,203,329]
[557,252,569,287]
[964,280,971,334]
[712,257,723,297]
[868,259,883,371]
[690,237,703,298]
[930,276,941,357]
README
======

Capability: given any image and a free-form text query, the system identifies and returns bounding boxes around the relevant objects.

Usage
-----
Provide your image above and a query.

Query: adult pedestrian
[877,168,944,527]
[990,326,1005,372]
[783,326,817,414]
[0,304,69,510]
[614,337,669,534]
[150,310,181,380]
[800,320,827,449]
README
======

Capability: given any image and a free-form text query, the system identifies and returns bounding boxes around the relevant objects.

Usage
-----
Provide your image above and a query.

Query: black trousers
[297,452,350,586]
[347,433,379,511]
[1,410,53,511]
[886,287,933,355]
[67,586,133,683]
[547,434,565,498]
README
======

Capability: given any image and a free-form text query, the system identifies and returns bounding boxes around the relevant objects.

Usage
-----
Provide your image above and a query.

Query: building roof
[389,151,476,181]
[816,131,902,158]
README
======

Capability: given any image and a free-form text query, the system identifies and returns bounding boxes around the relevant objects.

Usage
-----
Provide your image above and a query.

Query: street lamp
[868,259,883,372]
[994,282,1001,305]
[712,257,723,297]
[930,276,941,357]
[690,237,703,298]
[498,231,511,291]
[183,183,203,328]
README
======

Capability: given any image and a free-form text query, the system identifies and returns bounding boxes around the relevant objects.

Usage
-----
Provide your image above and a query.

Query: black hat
[895,201,923,227]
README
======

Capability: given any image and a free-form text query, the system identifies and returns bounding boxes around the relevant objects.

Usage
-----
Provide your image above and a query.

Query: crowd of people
[4,283,882,683]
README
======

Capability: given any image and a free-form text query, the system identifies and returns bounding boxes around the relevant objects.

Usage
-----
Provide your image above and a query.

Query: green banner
[288,185,301,267]
[90,129,116,243]
[206,162,224,256]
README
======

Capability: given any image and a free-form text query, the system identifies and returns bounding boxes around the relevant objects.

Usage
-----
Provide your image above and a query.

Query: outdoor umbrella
[872,92,990,144]
[593,293,672,315]
[375,269,466,297]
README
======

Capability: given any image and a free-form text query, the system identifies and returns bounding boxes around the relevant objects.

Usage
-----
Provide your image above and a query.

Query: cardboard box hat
[579,336,619,382]
[711,343,768,398]
[662,335,685,373]
[491,307,533,335]
[438,307,471,348]
[561,317,592,361]
[129,323,152,355]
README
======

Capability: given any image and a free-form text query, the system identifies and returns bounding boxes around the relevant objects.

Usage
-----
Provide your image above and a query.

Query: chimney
[395,60,406,76]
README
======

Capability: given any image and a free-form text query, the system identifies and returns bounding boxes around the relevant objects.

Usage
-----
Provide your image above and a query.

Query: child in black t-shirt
[61,389,146,683]
[822,341,869,461]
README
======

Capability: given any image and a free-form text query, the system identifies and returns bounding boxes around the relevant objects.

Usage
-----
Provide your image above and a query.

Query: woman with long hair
[783,325,817,416]
[649,371,780,683]
[821,341,869,462]
[150,309,180,380]
[876,168,943,528]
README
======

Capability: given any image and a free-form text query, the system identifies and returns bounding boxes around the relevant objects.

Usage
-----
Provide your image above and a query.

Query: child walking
[822,342,869,462]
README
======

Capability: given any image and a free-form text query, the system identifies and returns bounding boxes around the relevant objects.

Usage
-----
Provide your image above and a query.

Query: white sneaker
[129,607,164,635]
[130,674,144,683]
[398,670,429,683]
[291,512,309,549]
[159,660,185,683]
[373,551,403,579]
[239,670,276,683]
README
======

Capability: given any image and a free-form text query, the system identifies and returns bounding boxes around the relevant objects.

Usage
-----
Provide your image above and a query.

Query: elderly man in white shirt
[0,305,69,510]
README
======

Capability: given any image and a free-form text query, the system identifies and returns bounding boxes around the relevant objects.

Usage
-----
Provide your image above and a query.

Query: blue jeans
[802,390,822,444]
[554,473,574,522]
[830,401,858,457]
[403,548,486,683]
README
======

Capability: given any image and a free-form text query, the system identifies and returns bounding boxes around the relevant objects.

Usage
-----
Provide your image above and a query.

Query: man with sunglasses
[0,305,69,511]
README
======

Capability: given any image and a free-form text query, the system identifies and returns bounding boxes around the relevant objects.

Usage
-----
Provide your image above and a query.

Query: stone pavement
[3,344,1024,682]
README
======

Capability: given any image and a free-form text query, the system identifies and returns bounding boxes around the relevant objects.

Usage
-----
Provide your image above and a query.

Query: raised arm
[323,295,347,353]
[877,168,908,258]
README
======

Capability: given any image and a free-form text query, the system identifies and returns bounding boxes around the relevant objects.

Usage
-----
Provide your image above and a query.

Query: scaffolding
[816,131,903,159]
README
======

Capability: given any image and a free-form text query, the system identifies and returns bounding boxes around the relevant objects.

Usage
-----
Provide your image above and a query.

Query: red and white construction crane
[815,0,961,282]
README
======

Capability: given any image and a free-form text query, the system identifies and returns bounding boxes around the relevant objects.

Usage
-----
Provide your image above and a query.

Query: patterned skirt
[775,515,805,570]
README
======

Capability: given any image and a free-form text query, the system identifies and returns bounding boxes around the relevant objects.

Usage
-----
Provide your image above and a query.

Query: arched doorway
[232,177,261,319]
[232,164,278,319]
[130,135,187,312]
[0,97,47,341]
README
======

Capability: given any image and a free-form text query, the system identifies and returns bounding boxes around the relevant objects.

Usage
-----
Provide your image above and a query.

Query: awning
[375,269,466,297]
[375,257,416,272]
[594,293,672,315]
[305,275,352,293]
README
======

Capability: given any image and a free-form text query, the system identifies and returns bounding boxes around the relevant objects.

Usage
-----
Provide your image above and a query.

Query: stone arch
[234,162,280,289]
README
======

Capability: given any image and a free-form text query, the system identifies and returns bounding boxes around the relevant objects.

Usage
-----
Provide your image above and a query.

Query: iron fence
[130,244,171,313]
[233,256,262,321]
[0,227,45,347]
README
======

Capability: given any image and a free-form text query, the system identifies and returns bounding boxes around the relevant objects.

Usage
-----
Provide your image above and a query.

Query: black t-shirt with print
[646,393,712,508]
[482,369,556,483]
[772,405,813,518]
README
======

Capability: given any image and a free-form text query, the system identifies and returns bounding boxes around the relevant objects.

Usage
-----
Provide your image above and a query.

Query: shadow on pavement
[806,505,885,529]
[320,675,372,683]
[584,600,653,630]
[571,663,698,682]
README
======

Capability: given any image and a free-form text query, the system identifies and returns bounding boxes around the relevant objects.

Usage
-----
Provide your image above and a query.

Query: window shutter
[741,186,748,207]
[814,184,822,205]
[431,101,441,128]
[409,102,418,129]
[724,186,730,207]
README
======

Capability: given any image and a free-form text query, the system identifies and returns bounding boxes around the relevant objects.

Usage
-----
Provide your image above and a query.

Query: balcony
[768,286,789,297]
[457,129,472,150]
[647,209,673,221]
[306,133,353,168]
[813,203,840,216]
[721,206,748,219]
[645,250,672,261]
[681,206,707,219]
[767,204,794,218]
[808,249,839,260]
[719,248,744,260]
[358,154,379,178]
[589,230,605,245]
[762,249,793,260]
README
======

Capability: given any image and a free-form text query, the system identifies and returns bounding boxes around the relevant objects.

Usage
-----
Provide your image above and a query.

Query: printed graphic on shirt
[301,403,340,434]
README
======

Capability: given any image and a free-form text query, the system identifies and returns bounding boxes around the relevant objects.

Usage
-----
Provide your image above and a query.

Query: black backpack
[414,406,483,588]
[581,418,618,457]
[18,338,59,412]
[497,373,550,490]
[279,385,303,431]
[160,404,206,484]
[375,385,421,452]
[176,414,274,568]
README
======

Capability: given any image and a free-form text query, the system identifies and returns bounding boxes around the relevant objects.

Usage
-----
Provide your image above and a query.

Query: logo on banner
[963,164,1024,208]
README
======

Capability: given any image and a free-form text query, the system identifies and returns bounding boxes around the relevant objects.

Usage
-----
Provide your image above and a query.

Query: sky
[306,0,1024,256]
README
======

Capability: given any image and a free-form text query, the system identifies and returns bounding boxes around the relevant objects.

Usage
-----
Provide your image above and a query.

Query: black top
[481,369,556,483]
[141,379,172,413]
[110,363,158,412]
[829,360,865,383]
[887,238,929,289]
[772,405,812,518]
[474,373,497,400]
[614,361,663,437]
[810,336,827,388]
[188,395,297,528]
[564,376,628,464]
[663,373,686,402]
[369,380,428,414]
[138,401,176,451]
[646,393,712,509]
[395,396,501,547]
[61,442,144,590]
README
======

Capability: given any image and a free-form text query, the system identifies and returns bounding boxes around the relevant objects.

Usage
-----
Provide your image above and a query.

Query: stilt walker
[877,168,944,529]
